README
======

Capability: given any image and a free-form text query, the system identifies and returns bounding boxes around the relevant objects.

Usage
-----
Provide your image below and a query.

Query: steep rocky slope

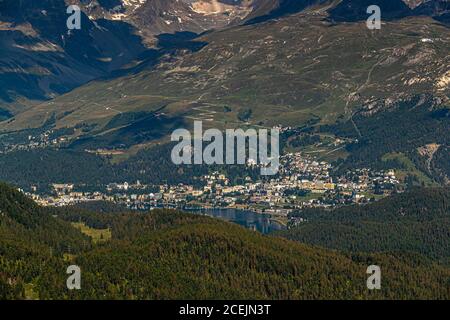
[0,0,149,110]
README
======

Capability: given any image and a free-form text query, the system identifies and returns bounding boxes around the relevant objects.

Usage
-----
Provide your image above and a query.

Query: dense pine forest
[1,183,449,300]
[322,97,449,183]
[277,188,450,265]
[0,144,262,188]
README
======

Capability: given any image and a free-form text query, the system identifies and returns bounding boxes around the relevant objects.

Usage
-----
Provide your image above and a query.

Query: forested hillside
[0,183,449,299]
[323,97,450,185]
[276,188,450,265]
[0,144,261,188]
[0,183,90,299]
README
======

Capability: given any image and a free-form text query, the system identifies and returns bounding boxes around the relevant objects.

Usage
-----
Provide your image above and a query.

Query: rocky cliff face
[70,0,449,34]
[70,0,260,34]
[403,0,432,9]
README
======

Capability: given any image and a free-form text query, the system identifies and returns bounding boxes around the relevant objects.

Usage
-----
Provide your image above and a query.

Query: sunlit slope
[4,9,448,138]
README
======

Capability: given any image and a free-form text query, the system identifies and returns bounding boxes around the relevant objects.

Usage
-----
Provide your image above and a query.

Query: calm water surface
[190,208,286,234]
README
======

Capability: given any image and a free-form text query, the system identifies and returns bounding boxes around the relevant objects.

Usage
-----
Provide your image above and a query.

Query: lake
[190,208,286,234]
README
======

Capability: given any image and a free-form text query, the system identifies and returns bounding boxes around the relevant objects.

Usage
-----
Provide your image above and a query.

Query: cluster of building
[0,130,66,153]
[25,152,400,217]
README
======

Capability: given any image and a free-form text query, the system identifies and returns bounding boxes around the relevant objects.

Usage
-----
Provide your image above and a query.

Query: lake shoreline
[185,208,287,234]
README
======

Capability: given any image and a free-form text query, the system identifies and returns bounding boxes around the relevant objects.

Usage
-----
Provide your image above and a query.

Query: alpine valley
[0,0,449,300]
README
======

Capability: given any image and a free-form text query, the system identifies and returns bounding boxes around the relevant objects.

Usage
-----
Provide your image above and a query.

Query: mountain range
[1,1,450,301]
[0,0,448,109]
[0,0,448,187]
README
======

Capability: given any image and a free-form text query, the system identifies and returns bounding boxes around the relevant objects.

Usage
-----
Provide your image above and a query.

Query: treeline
[276,188,450,265]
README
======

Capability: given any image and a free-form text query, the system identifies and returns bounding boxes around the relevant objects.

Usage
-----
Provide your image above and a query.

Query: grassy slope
[2,10,448,147]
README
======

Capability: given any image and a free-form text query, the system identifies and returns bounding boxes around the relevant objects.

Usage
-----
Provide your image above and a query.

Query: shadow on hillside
[102,31,208,80]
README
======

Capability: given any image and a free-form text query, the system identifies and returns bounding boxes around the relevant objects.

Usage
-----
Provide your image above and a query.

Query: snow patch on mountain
[121,0,147,12]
